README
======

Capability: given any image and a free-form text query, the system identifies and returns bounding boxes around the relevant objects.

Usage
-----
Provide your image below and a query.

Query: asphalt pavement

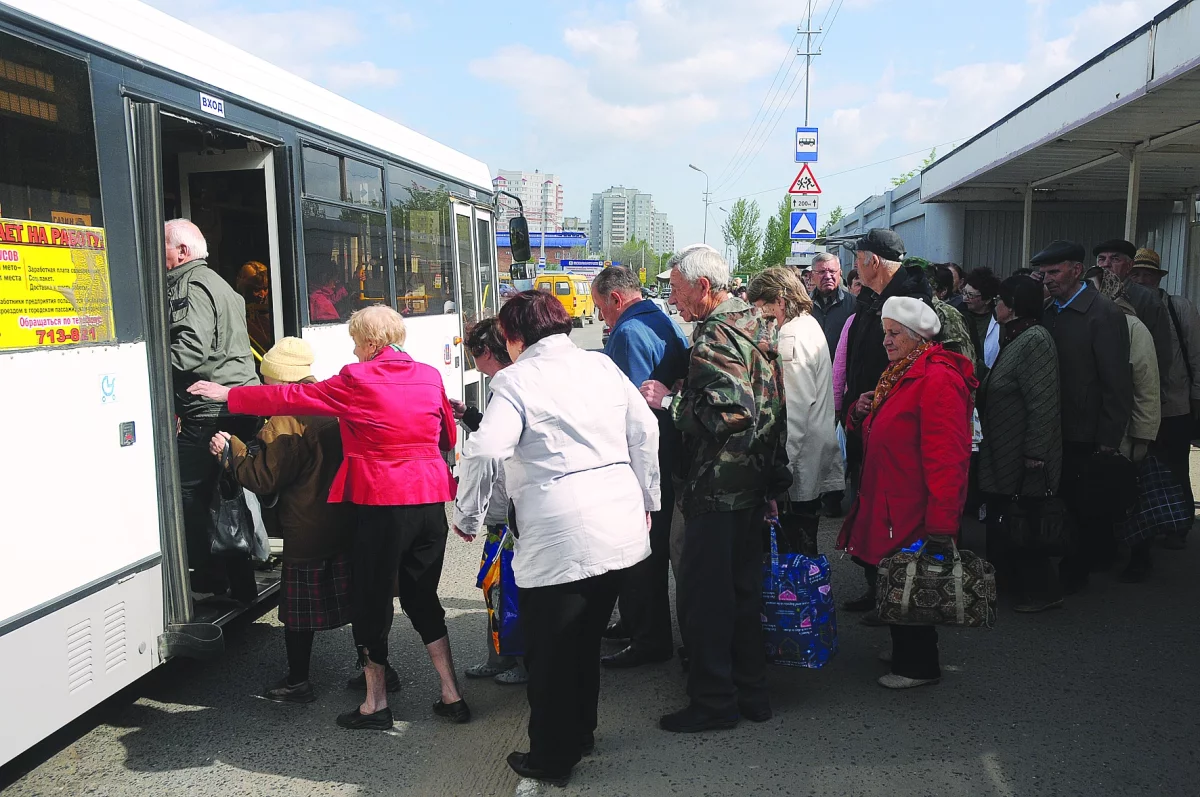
[5,324,1200,796]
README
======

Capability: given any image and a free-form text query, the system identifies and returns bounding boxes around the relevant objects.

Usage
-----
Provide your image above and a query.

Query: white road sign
[791,196,819,211]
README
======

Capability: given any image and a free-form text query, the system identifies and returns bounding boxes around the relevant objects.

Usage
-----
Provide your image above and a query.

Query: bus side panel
[0,343,162,624]
[303,315,463,402]
[0,564,163,766]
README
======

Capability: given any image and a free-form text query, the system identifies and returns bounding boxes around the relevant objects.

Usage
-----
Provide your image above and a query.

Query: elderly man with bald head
[166,218,261,599]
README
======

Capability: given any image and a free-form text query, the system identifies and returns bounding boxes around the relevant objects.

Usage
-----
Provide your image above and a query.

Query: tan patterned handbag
[876,539,997,627]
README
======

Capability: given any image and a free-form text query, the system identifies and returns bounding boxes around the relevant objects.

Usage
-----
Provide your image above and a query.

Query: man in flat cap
[1095,239,1172,396]
[841,228,934,616]
[1034,240,1133,592]
[1129,247,1200,549]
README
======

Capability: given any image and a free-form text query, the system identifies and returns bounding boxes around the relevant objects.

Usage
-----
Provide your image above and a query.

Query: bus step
[158,623,224,661]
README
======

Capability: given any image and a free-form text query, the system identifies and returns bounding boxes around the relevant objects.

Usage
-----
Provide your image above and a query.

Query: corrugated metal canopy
[923,0,1200,203]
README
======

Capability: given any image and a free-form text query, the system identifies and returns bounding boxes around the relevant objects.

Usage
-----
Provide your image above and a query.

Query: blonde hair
[746,267,813,319]
[348,304,407,349]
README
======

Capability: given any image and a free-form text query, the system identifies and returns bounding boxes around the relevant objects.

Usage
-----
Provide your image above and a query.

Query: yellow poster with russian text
[0,218,115,350]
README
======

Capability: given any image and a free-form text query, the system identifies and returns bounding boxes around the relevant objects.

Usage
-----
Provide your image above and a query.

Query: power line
[711,137,967,204]
[716,0,846,196]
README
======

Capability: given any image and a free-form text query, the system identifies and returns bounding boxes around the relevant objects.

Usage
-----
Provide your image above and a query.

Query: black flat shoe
[842,590,875,612]
[659,705,739,733]
[433,698,471,724]
[345,665,402,693]
[600,645,673,669]
[264,678,315,704]
[336,706,393,730]
[601,621,629,641]
[507,752,570,787]
[738,701,772,723]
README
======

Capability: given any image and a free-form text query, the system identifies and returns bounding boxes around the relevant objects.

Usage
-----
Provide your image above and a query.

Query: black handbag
[208,443,255,557]
[998,470,1069,555]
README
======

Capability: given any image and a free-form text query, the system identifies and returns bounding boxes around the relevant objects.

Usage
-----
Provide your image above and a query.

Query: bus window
[302,201,387,323]
[537,282,551,293]
[389,168,454,317]
[0,30,114,351]
[456,213,477,326]
[476,216,496,318]
[574,281,590,295]
[555,281,570,296]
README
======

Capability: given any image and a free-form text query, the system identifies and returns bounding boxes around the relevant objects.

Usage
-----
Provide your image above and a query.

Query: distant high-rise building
[589,186,664,255]
[562,216,588,238]
[652,212,675,256]
[492,169,563,234]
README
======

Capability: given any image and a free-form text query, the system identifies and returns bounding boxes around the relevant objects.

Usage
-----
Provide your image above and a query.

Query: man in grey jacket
[1094,239,1172,395]
[1129,247,1200,549]
[166,218,261,599]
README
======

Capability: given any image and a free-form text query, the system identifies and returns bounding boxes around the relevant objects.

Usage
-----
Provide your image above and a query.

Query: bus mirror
[509,216,532,263]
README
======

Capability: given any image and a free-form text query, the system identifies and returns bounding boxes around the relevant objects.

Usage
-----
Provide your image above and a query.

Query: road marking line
[982,752,1015,797]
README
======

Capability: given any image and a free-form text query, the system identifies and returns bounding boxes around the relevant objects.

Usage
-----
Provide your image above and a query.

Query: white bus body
[0,0,499,765]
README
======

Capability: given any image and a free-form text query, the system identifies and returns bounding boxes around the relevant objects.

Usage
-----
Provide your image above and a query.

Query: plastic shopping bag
[760,521,838,668]
[476,525,524,657]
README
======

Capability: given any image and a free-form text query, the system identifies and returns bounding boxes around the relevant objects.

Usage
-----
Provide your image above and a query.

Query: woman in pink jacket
[190,305,467,730]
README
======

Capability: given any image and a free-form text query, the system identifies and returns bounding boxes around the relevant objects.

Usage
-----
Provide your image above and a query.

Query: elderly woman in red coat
[837,296,977,690]
[189,304,467,730]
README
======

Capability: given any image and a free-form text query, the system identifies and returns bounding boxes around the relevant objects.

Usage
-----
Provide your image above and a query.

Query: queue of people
[167,212,1199,787]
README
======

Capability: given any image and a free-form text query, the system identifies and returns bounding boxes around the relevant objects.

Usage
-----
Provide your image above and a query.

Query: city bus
[0,0,522,765]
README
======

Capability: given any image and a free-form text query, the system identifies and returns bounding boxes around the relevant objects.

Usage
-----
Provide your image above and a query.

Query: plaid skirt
[279,554,353,631]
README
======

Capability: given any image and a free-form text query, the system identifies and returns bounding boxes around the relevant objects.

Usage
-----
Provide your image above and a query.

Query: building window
[0,31,114,351]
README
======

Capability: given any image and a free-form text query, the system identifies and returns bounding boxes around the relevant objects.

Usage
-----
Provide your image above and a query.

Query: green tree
[891,148,938,187]
[819,205,846,237]
[611,236,655,273]
[761,194,792,267]
[722,198,763,272]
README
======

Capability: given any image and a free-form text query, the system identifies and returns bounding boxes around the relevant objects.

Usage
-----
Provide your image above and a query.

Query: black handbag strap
[1166,293,1194,387]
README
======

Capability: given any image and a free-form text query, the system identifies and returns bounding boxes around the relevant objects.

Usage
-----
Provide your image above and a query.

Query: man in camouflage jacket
[640,244,791,733]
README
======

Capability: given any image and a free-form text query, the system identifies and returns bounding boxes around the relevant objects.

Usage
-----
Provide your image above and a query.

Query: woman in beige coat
[748,268,843,553]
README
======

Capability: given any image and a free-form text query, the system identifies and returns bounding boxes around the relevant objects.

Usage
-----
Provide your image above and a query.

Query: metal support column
[1124,151,1143,242]
[1021,185,1034,266]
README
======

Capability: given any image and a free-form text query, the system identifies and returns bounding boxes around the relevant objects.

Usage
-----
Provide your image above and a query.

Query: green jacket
[167,259,259,421]
[670,297,791,517]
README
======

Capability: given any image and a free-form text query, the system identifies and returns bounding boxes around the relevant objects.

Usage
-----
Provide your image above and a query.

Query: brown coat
[229,413,354,563]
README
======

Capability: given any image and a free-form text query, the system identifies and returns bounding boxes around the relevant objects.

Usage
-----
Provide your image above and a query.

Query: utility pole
[798,1,821,126]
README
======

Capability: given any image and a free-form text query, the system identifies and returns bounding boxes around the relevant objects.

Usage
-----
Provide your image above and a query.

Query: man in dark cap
[1129,248,1200,549]
[841,228,934,616]
[1094,239,1171,396]
[1034,240,1133,592]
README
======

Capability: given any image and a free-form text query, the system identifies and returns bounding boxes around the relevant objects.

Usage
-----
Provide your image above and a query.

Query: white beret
[881,296,941,340]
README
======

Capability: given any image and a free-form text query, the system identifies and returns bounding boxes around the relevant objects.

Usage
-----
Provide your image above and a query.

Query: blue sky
[147,0,1175,251]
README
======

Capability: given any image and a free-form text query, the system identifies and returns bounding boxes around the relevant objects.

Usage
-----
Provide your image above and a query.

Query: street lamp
[718,207,734,267]
[688,164,711,244]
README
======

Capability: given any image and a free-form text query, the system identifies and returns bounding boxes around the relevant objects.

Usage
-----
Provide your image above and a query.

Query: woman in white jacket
[748,268,843,554]
[453,290,660,787]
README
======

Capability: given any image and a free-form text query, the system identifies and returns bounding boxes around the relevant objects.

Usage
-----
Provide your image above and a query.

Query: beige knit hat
[260,336,314,383]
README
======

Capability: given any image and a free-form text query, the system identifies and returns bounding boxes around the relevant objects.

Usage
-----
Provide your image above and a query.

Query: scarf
[872,341,933,414]
[1000,317,1039,348]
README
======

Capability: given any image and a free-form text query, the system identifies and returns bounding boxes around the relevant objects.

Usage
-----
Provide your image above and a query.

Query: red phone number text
[35,327,99,345]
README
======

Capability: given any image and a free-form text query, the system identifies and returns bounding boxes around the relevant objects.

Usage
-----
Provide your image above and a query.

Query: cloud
[470,0,797,143]
[326,61,401,89]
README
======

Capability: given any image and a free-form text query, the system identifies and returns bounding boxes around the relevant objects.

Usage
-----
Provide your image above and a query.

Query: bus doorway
[162,115,285,361]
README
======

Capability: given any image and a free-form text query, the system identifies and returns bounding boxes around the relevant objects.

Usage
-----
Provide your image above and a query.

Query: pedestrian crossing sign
[790,211,818,240]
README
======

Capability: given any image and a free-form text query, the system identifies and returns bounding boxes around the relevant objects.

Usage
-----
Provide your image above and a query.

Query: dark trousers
[352,503,449,666]
[616,475,675,655]
[1059,442,1109,581]
[178,416,260,600]
[522,568,625,774]
[678,507,767,716]
[286,629,315,683]
[985,495,1062,604]
[1157,414,1195,537]
[889,625,940,680]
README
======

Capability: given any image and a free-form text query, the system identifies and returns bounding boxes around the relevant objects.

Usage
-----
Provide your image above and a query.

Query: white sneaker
[878,673,940,689]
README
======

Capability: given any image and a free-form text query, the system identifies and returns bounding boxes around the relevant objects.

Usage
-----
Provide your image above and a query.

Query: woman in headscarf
[837,296,977,689]
[978,276,1063,612]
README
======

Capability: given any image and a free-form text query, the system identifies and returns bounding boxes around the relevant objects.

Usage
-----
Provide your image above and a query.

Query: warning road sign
[790,211,818,240]
[787,164,822,195]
